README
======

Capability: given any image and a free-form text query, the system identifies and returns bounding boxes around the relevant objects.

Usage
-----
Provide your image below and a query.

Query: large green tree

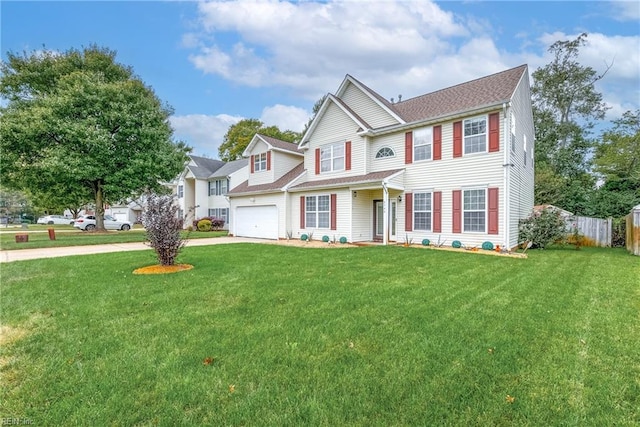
[0,46,190,230]
[592,110,640,217]
[218,118,299,161]
[531,33,610,214]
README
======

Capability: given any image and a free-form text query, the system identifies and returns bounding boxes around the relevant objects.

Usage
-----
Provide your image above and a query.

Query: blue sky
[2,1,639,159]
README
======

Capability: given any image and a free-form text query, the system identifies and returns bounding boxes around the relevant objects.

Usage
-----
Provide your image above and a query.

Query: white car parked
[36,215,75,225]
[73,215,132,231]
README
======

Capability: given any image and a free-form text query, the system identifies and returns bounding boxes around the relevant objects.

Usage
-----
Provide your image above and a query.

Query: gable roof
[243,134,303,157]
[209,158,248,179]
[228,163,306,196]
[391,64,528,123]
[186,155,225,179]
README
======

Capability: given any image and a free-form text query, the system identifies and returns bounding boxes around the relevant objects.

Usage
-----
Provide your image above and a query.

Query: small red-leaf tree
[141,193,186,266]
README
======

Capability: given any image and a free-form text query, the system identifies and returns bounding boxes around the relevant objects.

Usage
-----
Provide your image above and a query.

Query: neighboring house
[174,155,248,229]
[229,64,535,249]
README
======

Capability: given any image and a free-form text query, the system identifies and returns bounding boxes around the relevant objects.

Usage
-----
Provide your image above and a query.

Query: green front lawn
[0,229,227,250]
[1,245,638,425]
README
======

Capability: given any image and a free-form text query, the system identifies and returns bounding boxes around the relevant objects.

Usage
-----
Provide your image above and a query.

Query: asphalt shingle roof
[228,163,306,195]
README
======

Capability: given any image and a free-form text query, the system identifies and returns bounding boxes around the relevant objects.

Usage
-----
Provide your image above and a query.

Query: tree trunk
[94,181,106,231]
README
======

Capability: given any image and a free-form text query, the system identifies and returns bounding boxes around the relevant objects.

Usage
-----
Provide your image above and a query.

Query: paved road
[0,237,271,263]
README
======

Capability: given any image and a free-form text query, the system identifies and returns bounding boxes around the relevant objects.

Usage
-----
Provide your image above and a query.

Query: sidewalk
[0,237,269,263]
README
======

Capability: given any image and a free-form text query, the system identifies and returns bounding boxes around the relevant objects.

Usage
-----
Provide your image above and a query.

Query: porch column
[383,182,389,246]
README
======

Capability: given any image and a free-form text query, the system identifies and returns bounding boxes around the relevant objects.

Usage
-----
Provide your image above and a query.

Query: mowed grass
[1,245,638,426]
[0,228,227,250]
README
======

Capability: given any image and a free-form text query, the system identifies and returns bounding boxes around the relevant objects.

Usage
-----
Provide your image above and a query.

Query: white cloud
[170,113,243,159]
[609,1,640,21]
[260,104,310,132]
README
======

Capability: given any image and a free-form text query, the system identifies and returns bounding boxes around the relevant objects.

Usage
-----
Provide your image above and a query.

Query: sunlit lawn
[1,245,638,425]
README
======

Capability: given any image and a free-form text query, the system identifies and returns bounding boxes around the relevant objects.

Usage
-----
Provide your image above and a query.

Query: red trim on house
[330,194,337,230]
[488,187,499,234]
[433,191,442,233]
[453,121,462,158]
[266,151,271,171]
[405,192,413,231]
[345,141,351,171]
[452,190,461,233]
[300,196,305,229]
[405,131,413,164]
[250,155,254,173]
[489,112,500,152]
[433,125,442,160]
[315,148,320,175]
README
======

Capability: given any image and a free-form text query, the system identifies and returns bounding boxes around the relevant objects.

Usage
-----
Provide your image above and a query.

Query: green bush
[518,208,566,249]
[197,219,212,232]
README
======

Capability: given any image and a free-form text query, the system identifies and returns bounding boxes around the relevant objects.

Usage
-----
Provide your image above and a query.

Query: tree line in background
[0,35,637,229]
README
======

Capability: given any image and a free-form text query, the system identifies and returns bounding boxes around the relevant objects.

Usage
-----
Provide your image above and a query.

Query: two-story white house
[229,65,535,249]
[175,155,248,229]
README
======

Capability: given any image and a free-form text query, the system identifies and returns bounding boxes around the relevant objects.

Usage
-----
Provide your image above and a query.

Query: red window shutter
[300,196,305,229]
[330,194,337,230]
[452,190,461,233]
[250,155,254,173]
[433,125,442,160]
[315,148,320,175]
[488,187,499,234]
[453,121,462,158]
[405,131,413,164]
[489,112,500,152]
[405,192,413,231]
[345,141,351,171]
[266,151,271,171]
[433,191,442,233]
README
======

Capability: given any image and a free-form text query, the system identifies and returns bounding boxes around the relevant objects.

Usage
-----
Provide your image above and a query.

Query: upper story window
[254,153,267,172]
[321,142,344,173]
[510,112,516,153]
[209,178,229,196]
[413,192,432,231]
[463,189,486,232]
[177,185,184,198]
[464,116,487,154]
[375,147,395,159]
[413,127,432,161]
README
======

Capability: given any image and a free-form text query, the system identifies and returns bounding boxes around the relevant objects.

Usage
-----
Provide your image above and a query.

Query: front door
[373,200,397,242]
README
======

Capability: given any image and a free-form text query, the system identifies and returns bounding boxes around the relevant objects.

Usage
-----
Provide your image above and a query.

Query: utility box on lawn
[15,234,29,243]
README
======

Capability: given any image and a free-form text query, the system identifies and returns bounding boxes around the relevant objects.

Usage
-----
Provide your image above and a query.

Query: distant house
[228,65,535,249]
[173,155,248,229]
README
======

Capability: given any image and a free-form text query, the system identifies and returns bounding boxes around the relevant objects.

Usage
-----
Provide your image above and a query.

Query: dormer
[243,134,304,186]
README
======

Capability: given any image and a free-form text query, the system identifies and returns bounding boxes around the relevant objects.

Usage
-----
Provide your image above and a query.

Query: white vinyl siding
[339,82,399,128]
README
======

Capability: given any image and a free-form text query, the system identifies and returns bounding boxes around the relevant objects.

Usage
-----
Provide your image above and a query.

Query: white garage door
[235,205,278,239]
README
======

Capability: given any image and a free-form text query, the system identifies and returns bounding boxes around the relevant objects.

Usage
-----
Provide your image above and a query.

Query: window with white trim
[305,195,330,228]
[375,147,395,159]
[464,116,487,154]
[413,192,432,231]
[209,178,229,196]
[254,153,267,172]
[524,135,527,166]
[413,127,432,161]
[208,208,228,223]
[320,142,345,173]
[178,185,184,198]
[463,189,486,232]
[510,112,516,153]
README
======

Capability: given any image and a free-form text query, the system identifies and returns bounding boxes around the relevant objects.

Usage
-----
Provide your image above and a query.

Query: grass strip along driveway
[1,245,638,425]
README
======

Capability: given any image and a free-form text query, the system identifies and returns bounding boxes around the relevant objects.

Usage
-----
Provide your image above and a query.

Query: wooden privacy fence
[569,216,612,247]
[626,206,640,256]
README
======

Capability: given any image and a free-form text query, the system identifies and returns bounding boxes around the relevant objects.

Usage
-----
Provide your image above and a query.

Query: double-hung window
[305,195,330,228]
[178,185,184,198]
[254,153,267,172]
[210,179,228,196]
[208,208,228,223]
[413,127,432,161]
[464,116,487,154]
[413,192,432,231]
[463,189,486,232]
[320,143,345,173]
[510,112,516,153]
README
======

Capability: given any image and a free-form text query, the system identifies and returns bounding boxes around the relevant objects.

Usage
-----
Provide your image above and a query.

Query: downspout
[502,102,511,249]
[382,181,389,246]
